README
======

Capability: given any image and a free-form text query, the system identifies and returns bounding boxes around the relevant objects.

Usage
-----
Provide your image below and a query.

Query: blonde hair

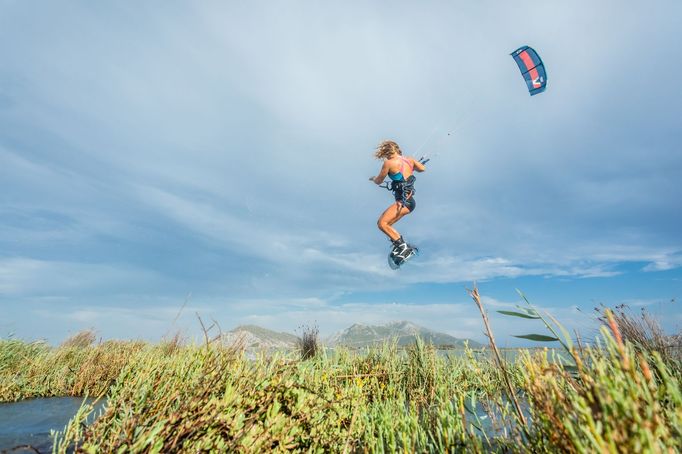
[374,140,402,159]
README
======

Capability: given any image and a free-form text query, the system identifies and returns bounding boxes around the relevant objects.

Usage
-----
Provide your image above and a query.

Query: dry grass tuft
[597,304,681,370]
[160,331,185,356]
[60,329,97,349]
[297,324,320,360]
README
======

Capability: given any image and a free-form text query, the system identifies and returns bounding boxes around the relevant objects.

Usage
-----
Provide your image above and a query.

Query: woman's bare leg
[377,202,411,241]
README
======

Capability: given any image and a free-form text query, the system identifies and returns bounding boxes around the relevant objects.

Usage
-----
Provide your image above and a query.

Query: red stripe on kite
[519,51,541,88]
[518,51,534,71]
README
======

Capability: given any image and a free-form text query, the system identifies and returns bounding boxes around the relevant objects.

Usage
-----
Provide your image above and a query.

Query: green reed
[1,309,679,453]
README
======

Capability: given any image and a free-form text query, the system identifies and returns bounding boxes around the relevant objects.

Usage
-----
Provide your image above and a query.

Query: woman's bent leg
[377,202,411,241]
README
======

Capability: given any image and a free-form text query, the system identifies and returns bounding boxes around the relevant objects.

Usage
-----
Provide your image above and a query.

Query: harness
[379,174,416,207]
[377,156,426,208]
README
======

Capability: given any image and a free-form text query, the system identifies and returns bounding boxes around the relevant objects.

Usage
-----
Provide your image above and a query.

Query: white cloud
[643,252,682,272]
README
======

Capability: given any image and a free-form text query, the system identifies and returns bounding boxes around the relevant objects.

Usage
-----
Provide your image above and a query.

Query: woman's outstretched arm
[370,160,391,184]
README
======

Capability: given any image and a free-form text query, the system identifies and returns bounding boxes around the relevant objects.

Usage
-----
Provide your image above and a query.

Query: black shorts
[395,194,416,212]
[390,175,416,212]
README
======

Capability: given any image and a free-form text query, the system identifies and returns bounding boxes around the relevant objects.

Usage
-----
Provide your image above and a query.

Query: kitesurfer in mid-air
[370,140,426,267]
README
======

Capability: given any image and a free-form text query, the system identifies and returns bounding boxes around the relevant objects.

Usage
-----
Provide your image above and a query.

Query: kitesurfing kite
[510,46,547,96]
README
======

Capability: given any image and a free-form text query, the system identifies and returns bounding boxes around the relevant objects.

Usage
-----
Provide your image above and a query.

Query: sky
[1,1,681,346]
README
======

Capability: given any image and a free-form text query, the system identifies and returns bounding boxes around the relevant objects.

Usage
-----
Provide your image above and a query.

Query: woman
[370,140,426,266]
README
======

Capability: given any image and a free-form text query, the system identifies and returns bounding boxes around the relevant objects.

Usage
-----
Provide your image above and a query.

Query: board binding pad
[388,245,418,270]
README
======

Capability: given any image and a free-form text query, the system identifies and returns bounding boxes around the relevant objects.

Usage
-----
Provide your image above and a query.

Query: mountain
[223,325,299,349]
[326,321,482,348]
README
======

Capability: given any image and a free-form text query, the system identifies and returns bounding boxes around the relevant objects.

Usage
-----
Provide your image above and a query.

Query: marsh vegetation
[0,295,679,453]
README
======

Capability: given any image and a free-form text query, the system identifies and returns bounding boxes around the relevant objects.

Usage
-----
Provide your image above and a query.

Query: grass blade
[497,310,540,319]
[513,334,559,342]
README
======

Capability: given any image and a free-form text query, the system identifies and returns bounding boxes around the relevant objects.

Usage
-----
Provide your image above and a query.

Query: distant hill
[223,325,299,349]
[326,321,482,348]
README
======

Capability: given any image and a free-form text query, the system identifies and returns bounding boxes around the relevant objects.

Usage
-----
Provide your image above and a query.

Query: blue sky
[1,1,680,345]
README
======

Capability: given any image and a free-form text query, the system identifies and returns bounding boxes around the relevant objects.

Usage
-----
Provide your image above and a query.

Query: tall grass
[2,337,511,452]
[521,312,681,453]
[597,304,682,373]
[0,336,146,401]
[0,294,680,453]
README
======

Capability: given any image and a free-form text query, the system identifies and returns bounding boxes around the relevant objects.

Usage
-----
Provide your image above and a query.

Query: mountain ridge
[223,324,299,349]
[223,321,481,349]
[326,321,481,348]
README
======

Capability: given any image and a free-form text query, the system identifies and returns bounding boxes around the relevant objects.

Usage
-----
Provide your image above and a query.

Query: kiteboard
[388,245,419,270]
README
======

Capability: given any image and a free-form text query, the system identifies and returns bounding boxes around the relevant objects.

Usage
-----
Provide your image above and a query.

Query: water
[465,395,532,439]
[0,397,104,453]
[437,347,568,361]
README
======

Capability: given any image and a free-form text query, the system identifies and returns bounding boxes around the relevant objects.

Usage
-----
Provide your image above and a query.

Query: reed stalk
[468,285,529,430]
